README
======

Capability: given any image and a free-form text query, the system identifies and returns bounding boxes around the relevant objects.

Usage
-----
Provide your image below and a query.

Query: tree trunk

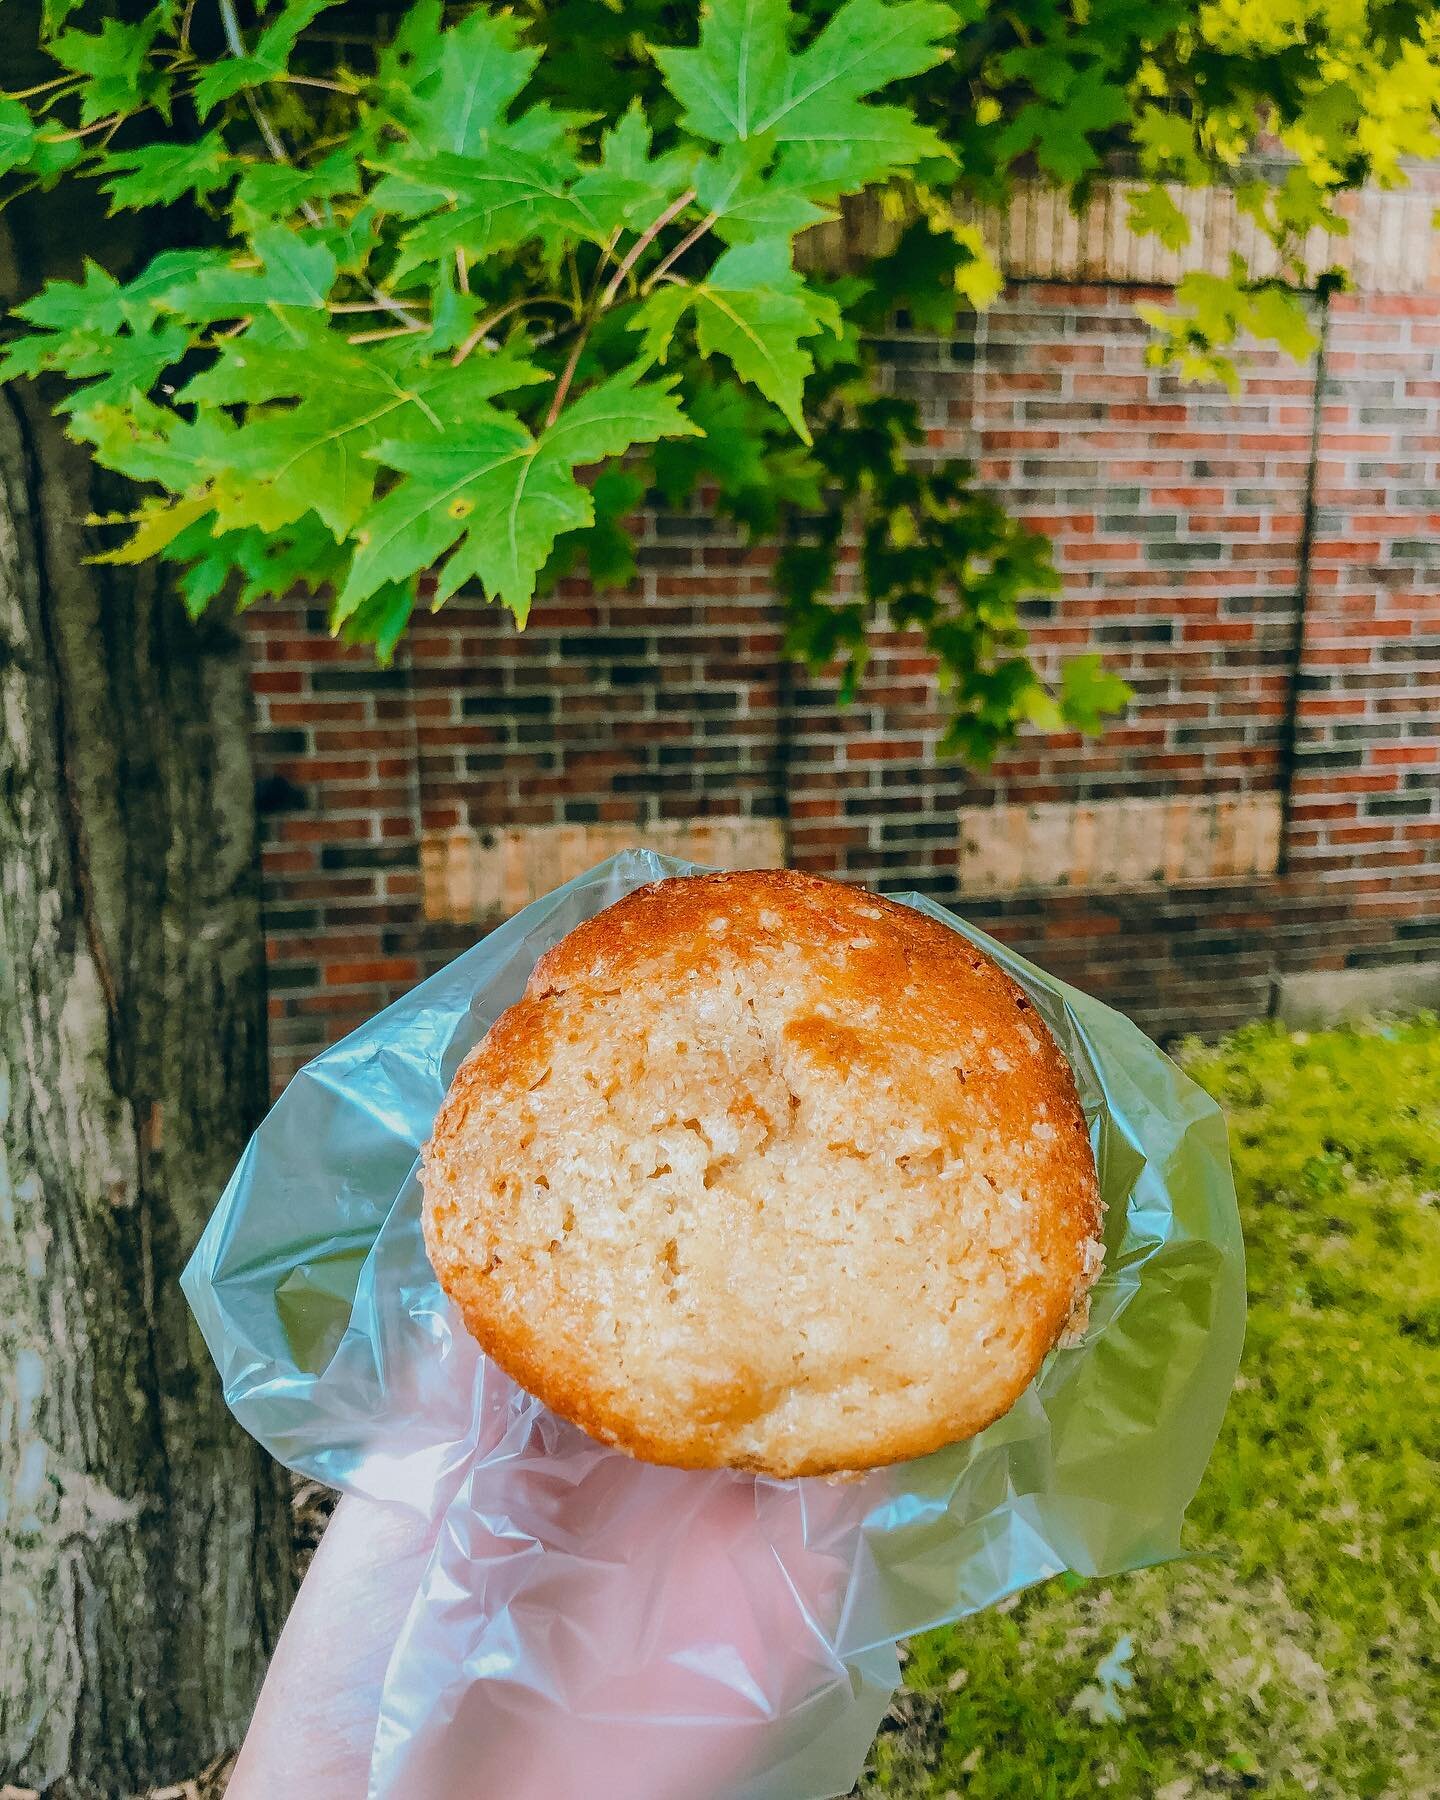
[0,372,294,1791]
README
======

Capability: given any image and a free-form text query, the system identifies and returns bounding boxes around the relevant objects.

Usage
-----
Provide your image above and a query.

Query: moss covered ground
[856,1016,1440,1800]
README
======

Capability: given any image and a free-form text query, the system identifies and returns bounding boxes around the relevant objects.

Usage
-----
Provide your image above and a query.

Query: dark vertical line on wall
[399,631,426,928]
[773,625,796,866]
[1276,296,1331,876]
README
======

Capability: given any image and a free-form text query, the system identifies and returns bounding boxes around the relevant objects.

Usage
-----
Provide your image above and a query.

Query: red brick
[243,278,1440,1088]
[324,957,420,986]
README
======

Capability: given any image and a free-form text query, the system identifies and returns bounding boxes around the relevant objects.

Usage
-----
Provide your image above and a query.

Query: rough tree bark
[0,366,295,1785]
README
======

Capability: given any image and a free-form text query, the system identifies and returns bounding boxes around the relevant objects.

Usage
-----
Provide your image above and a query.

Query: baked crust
[422,870,1103,1477]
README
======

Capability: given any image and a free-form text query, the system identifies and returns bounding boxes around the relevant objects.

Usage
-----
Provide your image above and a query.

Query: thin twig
[273,73,361,96]
[347,323,429,344]
[0,176,43,216]
[217,0,247,55]
[179,0,198,54]
[216,0,424,331]
[587,226,624,299]
[598,188,697,308]
[643,208,720,293]
[328,297,430,314]
[41,111,129,144]
[2,75,77,101]
[240,87,295,166]
[451,295,572,366]
[455,247,470,295]
[544,326,587,429]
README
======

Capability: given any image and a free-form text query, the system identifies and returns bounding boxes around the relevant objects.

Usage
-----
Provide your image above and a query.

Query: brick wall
[251,210,1439,1089]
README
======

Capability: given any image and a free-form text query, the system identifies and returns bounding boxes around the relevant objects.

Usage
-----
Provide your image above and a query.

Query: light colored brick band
[807,178,1440,295]
[420,818,786,923]
[957,792,1283,896]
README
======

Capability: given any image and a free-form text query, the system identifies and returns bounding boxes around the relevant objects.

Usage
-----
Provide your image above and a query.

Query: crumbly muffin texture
[422,870,1103,1477]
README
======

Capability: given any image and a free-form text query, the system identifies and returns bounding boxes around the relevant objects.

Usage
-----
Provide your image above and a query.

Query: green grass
[856,1016,1440,1800]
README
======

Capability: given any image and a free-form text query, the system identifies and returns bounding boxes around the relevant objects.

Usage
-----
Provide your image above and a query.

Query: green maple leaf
[1127,184,1191,250]
[1132,106,1208,183]
[92,493,216,565]
[652,378,772,505]
[1248,286,1320,361]
[379,147,593,276]
[241,518,351,608]
[774,0,955,133]
[0,101,39,177]
[571,104,697,238]
[150,513,341,618]
[50,322,195,411]
[178,229,338,316]
[634,237,838,440]
[186,331,548,537]
[101,134,235,211]
[193,0,342,117]
[395,8,541,156]
[231,151,361,225]
[543,466,646,590]
[998,81,1130,182]
[656,0,953,147]
[768,112,948,203]
[375,0,445,96]
[73,397,240,489]
[23,134,84,182]
[1170,269,1241,341]
[655,0,789,142]
[22,243,328,339]
[0,335,57,389]
[1060,653,1132,733]
[340,372,698,621]
[859,219,974,333]
[50,16,164,123]
[13,261,130,334]
[6,261,216,383]
[695,141,832,241]
[335,581,417,660]
[652,378,822,528]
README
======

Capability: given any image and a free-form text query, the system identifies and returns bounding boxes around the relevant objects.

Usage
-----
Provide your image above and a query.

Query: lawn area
[854,1016,1440,1800]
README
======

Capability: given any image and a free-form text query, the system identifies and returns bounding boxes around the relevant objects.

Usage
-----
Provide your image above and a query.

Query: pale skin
[227,1475,877,1799]
[228,1496,439,1800]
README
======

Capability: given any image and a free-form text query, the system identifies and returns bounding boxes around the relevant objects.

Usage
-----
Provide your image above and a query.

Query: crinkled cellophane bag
[184,850,1246,1800]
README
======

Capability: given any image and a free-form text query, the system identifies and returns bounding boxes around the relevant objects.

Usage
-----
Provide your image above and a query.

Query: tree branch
[643,208,720,293]
[544,327,587,429]
[216,0,424,332]
[598,188,697,308]
[450,296,572,367]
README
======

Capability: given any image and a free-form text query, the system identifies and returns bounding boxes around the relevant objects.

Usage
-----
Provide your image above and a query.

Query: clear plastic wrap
[183,850,1246,1799]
